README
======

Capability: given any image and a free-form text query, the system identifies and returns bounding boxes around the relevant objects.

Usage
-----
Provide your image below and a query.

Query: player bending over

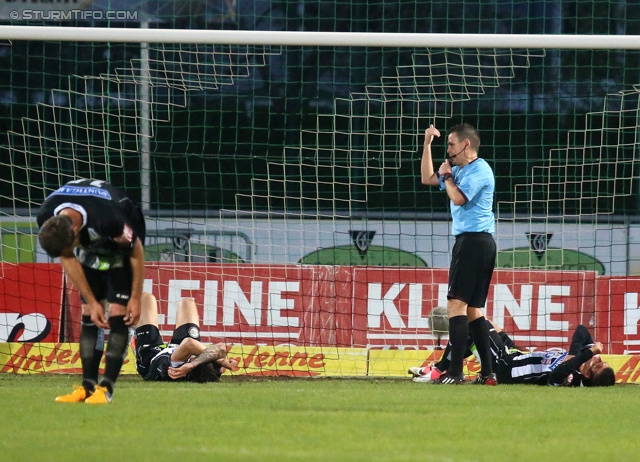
[133,293,237,382]
[38,179,146,404]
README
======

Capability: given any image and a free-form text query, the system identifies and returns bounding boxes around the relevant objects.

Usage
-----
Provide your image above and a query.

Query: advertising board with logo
[0,263,63,343]
[3,263,640,362]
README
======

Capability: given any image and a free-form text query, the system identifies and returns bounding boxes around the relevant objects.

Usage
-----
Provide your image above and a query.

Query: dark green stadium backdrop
[1,2,639,216]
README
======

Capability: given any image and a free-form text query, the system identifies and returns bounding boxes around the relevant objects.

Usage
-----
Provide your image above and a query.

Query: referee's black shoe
[432,371,466,385]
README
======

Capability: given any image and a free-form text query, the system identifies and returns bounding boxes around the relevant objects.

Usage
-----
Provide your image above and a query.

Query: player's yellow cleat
[84,385,112,404]
[54,385,88,403]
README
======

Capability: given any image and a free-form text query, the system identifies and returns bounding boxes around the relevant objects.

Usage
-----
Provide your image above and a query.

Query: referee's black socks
[448,315,469,378]
[469,316,493,376]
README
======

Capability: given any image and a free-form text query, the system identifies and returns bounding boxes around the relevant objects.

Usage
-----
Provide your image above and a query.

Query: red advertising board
[147,264,317,345]
[596,277,640,354]
[489,269,596,351]
[352,267,450,349]
[0,263,63,342]
[0,263,631,354]
[352,267,596,351]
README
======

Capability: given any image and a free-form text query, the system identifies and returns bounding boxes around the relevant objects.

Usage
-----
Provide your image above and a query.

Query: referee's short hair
[38,215,75,258]
[449,123,481,152]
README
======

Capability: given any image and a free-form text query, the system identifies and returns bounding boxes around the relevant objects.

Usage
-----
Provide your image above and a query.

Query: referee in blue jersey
[421,123,497,385]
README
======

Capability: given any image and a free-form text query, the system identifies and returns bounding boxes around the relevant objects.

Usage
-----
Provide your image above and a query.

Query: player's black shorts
[134,323,201,381]
[81,263,133,306]
[134,324,167,380]
[448,232,496,308]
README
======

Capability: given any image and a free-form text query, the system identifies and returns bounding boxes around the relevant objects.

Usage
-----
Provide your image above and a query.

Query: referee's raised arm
[421,124,441,187]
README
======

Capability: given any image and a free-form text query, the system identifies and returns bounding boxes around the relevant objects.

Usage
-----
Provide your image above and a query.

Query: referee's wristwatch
[442,173,452,181]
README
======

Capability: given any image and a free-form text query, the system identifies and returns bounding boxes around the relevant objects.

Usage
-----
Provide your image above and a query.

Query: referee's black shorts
[448,232,496,308]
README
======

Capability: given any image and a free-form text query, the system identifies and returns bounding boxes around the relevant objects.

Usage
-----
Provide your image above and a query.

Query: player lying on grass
[408,320,519,383]
[409,319,514,384]
[133,292,237,382]
[409,322,615,387]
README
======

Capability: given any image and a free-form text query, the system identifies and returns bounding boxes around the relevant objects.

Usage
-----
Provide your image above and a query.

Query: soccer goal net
[1,3,640,379]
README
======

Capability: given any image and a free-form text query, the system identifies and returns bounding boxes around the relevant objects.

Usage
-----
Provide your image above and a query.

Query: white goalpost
[1,26,640,48]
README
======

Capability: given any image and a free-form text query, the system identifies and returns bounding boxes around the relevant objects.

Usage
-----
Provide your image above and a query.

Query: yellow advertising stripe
[368,349,640,383]
[0,343,369,377]
[226,345,368,377]
[2,343,639,382]
[0,342,138,374]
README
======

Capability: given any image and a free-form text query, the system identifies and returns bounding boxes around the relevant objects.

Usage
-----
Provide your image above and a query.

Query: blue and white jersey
[439,158,495,236]
[509,351,568,376]
[495,350,570,385]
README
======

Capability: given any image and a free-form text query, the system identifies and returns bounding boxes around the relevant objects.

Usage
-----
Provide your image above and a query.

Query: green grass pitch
[0,374,638,461]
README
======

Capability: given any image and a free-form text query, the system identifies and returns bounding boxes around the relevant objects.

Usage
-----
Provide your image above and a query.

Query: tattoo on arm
[190,344,226,367]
